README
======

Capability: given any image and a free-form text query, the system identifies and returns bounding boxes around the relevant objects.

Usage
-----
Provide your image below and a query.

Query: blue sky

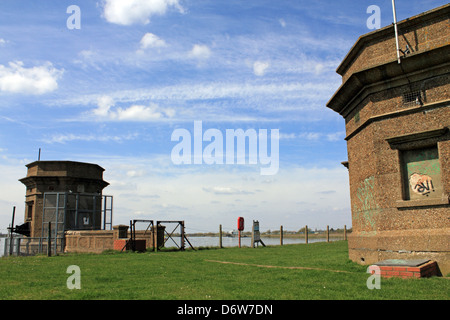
[0,0,447,233]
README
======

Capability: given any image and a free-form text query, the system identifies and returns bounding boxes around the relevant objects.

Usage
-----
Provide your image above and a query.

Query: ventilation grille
[402,90,424,107]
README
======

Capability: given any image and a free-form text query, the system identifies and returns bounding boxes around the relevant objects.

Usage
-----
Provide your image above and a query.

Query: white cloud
[280,131,344,142]
[0,61,63,95]
[314,63,325,75]
[53,79,340,123]
[91,96,175,121]
[65,82,330,106]
[189,44,211,60]
[139,33,166,49]
[326,132,344,142]
[279,133,297,140]
[301,132,321,141]
[114,104,164,121]
[279,18,286,27]
[0,38,6,45]
[102,0,184,25]
[126,169,146,177]
[253,61,270,76]
[203,186,255,195]
[43,132,139,144]
[94,95,114,117]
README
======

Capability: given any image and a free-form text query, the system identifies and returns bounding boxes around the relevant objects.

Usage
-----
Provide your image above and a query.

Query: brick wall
[65,226,165,253]
[368,261,438,278]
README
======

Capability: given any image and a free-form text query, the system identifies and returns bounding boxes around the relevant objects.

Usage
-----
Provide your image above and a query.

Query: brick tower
[19,161,109,238]
[327,5,450,274]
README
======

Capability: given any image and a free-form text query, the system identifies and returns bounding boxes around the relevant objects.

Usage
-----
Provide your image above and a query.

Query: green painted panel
[403,147,442,200]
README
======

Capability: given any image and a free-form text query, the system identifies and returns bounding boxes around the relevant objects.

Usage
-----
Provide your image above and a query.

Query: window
[26,203,33,220]
[386,127,448,207]
[401,146,442,200]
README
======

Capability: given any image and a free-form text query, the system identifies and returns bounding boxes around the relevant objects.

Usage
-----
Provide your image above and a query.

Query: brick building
[327,4,449,274]
[19,160,110,238]
[17,160,164,254]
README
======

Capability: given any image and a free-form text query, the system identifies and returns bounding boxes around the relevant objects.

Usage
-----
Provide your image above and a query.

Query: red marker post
[237,217,244,248]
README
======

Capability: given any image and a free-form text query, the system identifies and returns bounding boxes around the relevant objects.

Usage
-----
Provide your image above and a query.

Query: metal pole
[180,221,185,251]
[54,193,59,254]
[47,222,51,257]
[9,206,15,256]
[392,0,401,64]
[153,221,157,252]
[251,223,255,248]
[103,196,106,230]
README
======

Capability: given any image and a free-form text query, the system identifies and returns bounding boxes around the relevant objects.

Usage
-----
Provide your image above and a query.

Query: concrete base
[348,228,450,276]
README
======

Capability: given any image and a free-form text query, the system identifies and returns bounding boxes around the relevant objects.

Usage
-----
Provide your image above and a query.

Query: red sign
[237,217,244,231]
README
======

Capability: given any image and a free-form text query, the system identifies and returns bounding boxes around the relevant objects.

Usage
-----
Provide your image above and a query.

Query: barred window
[402,90,424,107]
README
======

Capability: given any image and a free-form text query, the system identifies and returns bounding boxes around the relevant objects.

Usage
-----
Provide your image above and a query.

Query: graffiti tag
[354,176,381,230]
[409,173,434,196]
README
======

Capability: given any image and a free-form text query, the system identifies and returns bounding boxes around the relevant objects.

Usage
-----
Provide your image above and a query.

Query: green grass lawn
[0,241,448,300]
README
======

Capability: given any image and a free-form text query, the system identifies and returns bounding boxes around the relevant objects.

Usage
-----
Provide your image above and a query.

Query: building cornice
[344,99,450,141]
[327,44,450,118]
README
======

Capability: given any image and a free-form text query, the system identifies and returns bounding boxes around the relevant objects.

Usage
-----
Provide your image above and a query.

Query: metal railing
[2,236,64,257]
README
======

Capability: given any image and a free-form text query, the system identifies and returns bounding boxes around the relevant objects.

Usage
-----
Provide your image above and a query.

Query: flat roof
[25,160,105,171]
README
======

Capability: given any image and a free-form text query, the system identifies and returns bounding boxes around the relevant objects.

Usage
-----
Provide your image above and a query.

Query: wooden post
[47,222,51,257]
[344,225,347,241]
[305,225,308,244]
[280,225,283,246]
[219,224,223,248]
[326,225,329,243]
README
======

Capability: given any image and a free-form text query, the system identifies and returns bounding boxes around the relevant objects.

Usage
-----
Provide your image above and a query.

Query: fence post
[47,222,51,257]
[280,225,283,246]
[9,206,15,256]
[344,225,347,241]
[180,221,185,251]
[219,224,223,248]
[327,225,329,243]
[305,225,308,244]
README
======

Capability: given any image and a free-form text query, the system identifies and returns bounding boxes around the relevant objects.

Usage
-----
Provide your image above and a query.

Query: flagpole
[392,0,401,64]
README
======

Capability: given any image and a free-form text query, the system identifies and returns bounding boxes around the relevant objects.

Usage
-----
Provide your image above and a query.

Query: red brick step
[368,259,438,279]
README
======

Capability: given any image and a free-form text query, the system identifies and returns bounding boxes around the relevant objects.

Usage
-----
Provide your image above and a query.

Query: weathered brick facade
[327,4,450,274]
